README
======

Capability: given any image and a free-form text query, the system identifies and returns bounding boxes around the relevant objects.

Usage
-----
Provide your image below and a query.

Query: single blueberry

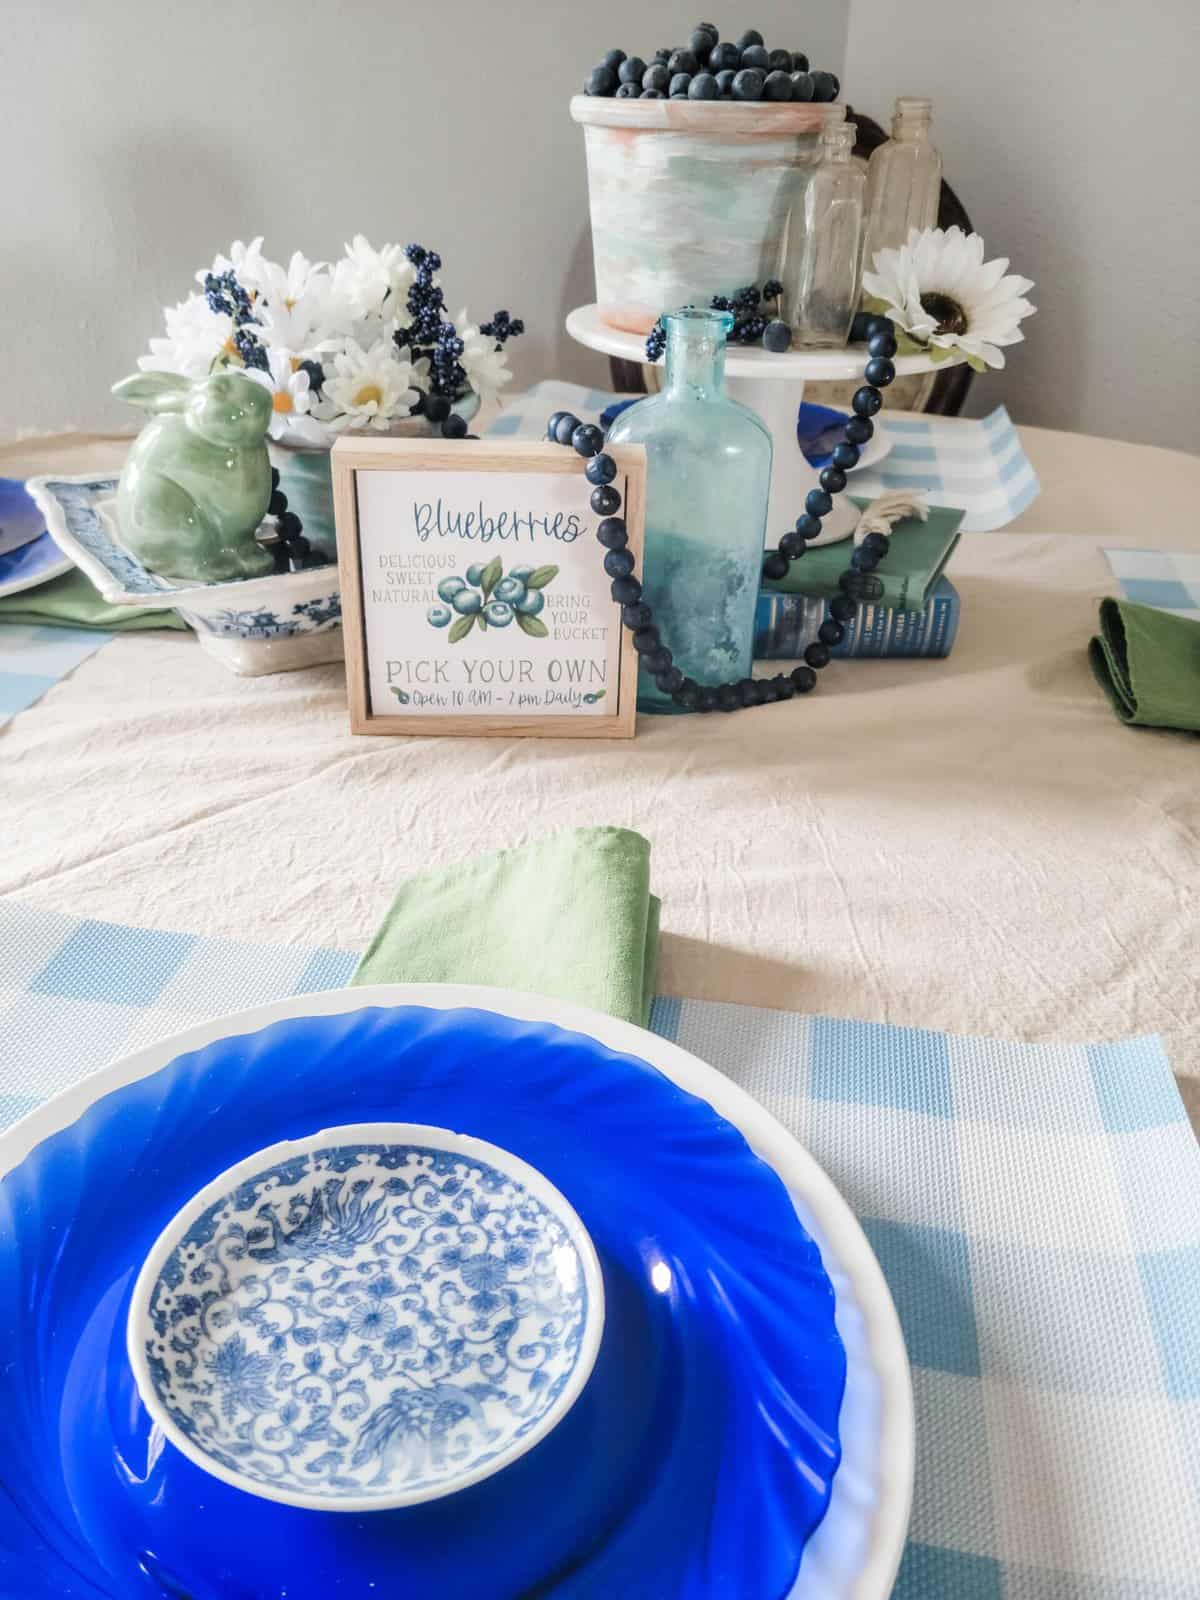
[604,548,635,579]
[586,65,619,97]
[611,576,642,605]
[762,551,789,580]
[632,626,661,654]
[791,50,809,72]
[689,26,717,57]
[717,683,740,712]
[616,82,639,98]
[862,530,889,556]
[845,415,874,445]
[868,330,898,359]
[779,530,805,559]
[741,43,770,69]
[466,562,485,585]
[442,412,468,439]
[791,664,817,693]
[646,647,674,676]
[452,589,482,615]
[864,356,896,388]
[806,487,833,518]
[493,576,526,604]
[553,412,581,446]
[795,513,822,539]
[709,41,741,71]
[820,466,847,494]
[667,48,699,75]
[732,67,766,99]
[591,485,621,517]
[652,47,672,64]
[764,69,793,100]
[768,47,792,70]
[851,547,879,572]
[809,69,838,102]
[830,593,857,622]
[508,565,536,584]
[426,394,452,423]
[763,319,792,352]
[818,619,844,646]
[832,441,860,471]
[673,678,702,710]
[619,55,647,83]
[642,62,670,92]
[426,604,452,628]
[852,385,883,418]
[657,666,685,694]
[689,72,719,99]
[483,600,514,627]
[437,576,467,602]
[597,518,628,550]
[698,686,718,712]
[773,674,795,700]
[586,453,617,486]
[669,71,693,96]
[571,422,604,457]
[804,641,831,669]
[736,28,764,49]
[516,589,545,616]
[601,48,627,71]
[622,601,653,630]
[849,310,874,343]
[789,70,814,101]
[865,314,894,341]
[545,410,568,441]
[715,68,737,95]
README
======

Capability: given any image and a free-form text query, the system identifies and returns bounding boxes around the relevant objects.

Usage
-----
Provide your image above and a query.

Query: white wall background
[0,2,846,439]
[843,0,1200,451]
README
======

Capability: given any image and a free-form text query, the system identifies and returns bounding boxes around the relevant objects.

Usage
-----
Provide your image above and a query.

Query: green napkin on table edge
[762,501,965,612]
[352,826,660,1027]
[1089,596,1200,732]
[0,569,185,631]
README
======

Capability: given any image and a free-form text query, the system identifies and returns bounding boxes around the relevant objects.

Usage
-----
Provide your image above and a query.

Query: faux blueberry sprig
[646,282,791,360]
[204,270,269,372]
[548,315,899,712]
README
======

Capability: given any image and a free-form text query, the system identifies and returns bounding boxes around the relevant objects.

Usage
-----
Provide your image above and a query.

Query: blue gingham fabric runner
[1104,548,1200,621]
[0,622,110,727]
[488,381,1040,533]
[1,900,1197,1595]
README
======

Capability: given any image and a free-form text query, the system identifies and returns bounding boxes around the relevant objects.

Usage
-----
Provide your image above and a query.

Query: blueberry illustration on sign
[426,557,558,643]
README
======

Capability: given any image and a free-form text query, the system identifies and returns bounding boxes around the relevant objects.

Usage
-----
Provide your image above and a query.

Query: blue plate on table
[797,405,892,473]
[0,986,912,1600]
[0,477,74,597]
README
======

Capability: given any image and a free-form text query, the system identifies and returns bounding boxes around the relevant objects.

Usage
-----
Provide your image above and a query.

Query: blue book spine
[753,577,960,660]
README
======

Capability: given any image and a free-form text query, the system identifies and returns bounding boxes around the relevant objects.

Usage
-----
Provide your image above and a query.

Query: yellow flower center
[284,296,296,310]
[222,335,238,357]
[272,391,293,414]
[290,356,301,372]
[353,383,383,408]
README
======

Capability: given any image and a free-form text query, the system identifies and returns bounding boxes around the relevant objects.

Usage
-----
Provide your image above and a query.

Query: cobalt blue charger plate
[0,987,911,1599]
[0,475,73,597]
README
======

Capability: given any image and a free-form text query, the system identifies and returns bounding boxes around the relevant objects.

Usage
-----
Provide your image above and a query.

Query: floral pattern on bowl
[23,473,343,676]
[127,1123,604,1512]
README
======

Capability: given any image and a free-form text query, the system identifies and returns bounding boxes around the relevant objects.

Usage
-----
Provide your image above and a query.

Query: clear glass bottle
[862,97,942,264]
[607,308,771,713]
[782,122,865,349]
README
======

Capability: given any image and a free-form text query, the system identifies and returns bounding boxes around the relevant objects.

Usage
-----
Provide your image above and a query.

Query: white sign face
[355,469,621,719]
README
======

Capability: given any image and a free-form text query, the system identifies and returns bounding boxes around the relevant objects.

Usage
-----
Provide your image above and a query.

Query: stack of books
[756,503,965,663]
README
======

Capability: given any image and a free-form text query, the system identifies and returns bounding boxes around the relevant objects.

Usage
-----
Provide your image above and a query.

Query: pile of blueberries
[427,563,550,633]
[584,24,839,104]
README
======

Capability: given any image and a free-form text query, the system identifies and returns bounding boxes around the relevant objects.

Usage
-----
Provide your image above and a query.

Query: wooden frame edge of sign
[332,436,647,739]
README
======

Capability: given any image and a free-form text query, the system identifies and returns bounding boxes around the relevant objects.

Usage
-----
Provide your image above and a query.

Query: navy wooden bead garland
[544,319,898,712]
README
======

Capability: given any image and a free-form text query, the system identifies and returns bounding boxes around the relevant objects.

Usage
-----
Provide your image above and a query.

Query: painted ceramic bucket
[269,390,481,561]
[570,95,844,334]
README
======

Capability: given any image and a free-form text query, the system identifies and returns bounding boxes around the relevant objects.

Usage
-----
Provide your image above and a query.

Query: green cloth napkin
[763,502,965,612]
[1088,596,1200,732]
[352,826,659,1026]
[0,569,185,631]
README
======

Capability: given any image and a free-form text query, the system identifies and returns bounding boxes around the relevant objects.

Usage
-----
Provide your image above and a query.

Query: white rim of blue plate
[125,1119,607,1513]
[0,530,74,600]
[0,984,913,1600]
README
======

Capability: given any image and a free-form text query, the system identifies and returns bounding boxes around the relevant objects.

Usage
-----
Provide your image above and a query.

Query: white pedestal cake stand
[566,303,961,543]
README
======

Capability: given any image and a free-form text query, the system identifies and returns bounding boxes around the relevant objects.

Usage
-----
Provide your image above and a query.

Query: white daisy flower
[244,347,331,445]
[321,338,420,432]
[198,236,271,297]
[455,308,514,401]
[138,292,235,378]
[861,226,1035,370]
[329,235,415,324]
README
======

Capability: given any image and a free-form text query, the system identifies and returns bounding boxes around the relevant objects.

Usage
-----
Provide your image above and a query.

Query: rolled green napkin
[0,569,185,631]
[352,826,659,1026]
[1089,597,1200,732]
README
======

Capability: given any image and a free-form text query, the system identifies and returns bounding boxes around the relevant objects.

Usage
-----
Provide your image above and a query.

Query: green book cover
[763,502,966,613]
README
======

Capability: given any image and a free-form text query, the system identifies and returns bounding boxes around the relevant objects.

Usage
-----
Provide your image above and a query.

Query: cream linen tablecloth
[2,423,1199,1080]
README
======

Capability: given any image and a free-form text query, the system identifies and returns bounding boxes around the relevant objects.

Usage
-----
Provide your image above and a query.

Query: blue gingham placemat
[1,900,1197,1596]
[1104,548,1200,621]
[488,381,1040,533]
[0,622,111,728]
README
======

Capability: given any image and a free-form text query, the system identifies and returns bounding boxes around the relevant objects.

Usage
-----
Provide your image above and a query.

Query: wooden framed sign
[333,437,646,738]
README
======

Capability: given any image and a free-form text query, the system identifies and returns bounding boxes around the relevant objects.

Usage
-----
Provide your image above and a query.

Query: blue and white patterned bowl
[24,474,343,676]
[127,1122,605,1512]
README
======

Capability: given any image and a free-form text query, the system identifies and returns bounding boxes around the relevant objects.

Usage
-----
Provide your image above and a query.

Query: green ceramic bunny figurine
[112,370,275,583]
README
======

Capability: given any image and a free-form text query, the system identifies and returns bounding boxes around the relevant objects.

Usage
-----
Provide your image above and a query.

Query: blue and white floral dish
[23,473,342,676]
[127,1121,604,1512]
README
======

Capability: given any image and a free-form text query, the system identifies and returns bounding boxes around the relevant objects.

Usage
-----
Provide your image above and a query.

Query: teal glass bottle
[607,308,772,712]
